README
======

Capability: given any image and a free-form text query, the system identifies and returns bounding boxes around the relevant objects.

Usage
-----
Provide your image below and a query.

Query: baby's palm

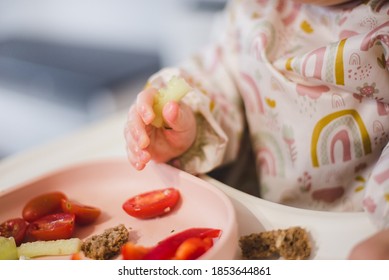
[148,101,196,162]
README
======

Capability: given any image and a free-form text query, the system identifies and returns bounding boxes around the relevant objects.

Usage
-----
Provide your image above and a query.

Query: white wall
[0,0,222,65]
[0,0,226,158]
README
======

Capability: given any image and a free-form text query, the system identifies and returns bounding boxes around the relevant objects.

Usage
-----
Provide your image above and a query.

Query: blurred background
[0,0,227,159]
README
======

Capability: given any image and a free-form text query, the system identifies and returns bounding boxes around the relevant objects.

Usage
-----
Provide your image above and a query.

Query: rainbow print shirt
[147,0,389,228]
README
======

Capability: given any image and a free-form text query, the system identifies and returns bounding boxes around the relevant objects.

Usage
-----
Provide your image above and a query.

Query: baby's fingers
[126,143,151,170]
[163,101,195,133]
[162,101,196,151]
[124,105,152,170]
[136,87,158,124]
[125,105,151,149]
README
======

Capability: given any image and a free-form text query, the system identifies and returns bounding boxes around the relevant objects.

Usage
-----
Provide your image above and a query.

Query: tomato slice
[61,199,101,225]
[0,218,28,246]
[122,187,180,219]
[22,191,67,222]
[25,213,75,242]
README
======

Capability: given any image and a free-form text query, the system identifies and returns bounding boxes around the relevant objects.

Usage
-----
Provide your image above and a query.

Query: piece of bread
[239,226,311,260]
[81,224,129,260]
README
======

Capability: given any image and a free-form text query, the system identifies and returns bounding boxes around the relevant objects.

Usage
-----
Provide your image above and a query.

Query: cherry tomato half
[25,213,75,242]
[61,199,101,225]
[122,187,180,219]
[0,218,28,246]
[22,191,67,223]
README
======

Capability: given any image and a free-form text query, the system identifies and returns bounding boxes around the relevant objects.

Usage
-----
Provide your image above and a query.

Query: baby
[124,0,389,259]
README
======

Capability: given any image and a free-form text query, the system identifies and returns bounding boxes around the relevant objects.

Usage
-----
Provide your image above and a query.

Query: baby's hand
[124,86,196,170]
[348,228,389,259]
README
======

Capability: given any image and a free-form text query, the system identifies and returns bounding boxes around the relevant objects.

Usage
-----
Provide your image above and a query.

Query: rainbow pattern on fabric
[256,133,285,177]
[311,109,371,167]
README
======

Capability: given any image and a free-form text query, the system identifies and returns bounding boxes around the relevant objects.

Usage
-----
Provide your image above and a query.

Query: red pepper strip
[70,253,82,260]
[143,227,221,260]
[121,242,151,260]
[173,237,213,260]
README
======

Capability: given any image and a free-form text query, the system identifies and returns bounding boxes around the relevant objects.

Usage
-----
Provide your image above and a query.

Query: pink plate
[0,158,238,260]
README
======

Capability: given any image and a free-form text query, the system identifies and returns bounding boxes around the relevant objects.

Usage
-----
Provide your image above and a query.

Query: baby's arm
[124,3,244,174]
[348,228,389,259]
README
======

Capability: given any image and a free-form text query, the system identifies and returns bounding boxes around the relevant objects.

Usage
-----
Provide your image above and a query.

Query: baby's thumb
[163,101,195,133]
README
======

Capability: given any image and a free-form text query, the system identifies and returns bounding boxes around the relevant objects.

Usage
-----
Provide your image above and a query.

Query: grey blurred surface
[0,0,226,158]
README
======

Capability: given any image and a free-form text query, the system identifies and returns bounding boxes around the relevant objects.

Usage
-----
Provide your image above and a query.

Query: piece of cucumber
[151,76,192,128]
[0,237,18,260]
[17,238,82,258]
